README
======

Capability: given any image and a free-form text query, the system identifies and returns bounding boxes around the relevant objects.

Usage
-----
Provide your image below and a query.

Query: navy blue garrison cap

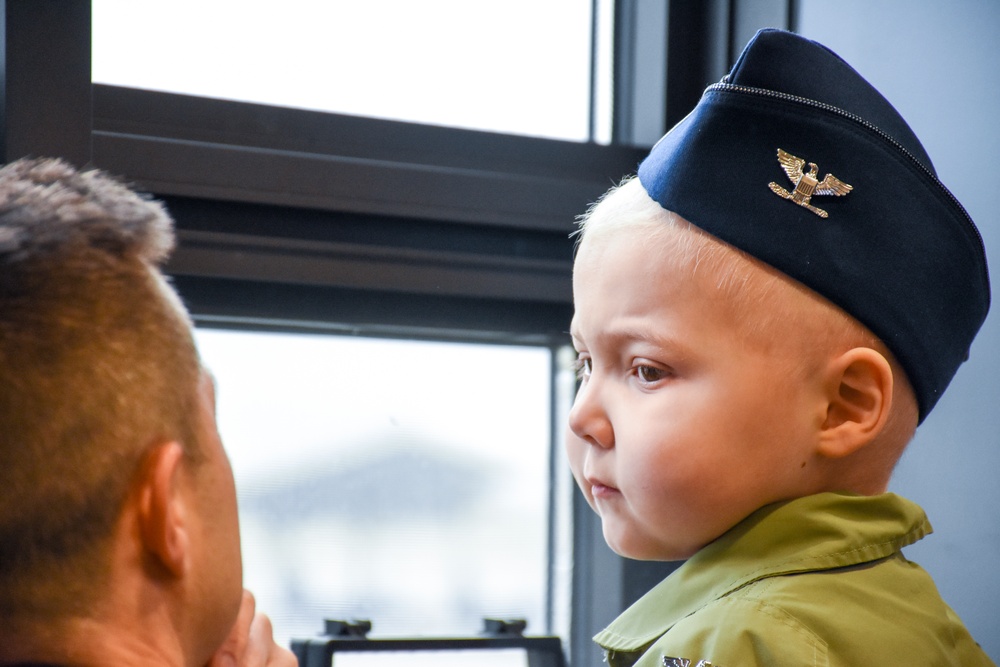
[638,28,990,422]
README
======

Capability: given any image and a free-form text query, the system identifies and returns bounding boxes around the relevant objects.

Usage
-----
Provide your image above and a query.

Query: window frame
[89,83,644,339]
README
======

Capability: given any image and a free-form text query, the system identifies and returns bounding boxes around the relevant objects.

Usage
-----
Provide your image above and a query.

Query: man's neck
[0,615,187,667]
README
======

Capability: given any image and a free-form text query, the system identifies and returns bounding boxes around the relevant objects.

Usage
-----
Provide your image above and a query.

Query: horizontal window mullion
[168,228,572,303]
[93,130,630,232]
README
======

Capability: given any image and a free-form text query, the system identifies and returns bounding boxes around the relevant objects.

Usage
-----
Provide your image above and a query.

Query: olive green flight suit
[593,492,996,667]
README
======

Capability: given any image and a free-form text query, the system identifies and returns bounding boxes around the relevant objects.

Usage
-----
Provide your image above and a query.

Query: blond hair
[0,159,203,615]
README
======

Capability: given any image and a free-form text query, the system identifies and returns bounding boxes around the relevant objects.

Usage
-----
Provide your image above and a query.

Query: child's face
[567,223,824,561]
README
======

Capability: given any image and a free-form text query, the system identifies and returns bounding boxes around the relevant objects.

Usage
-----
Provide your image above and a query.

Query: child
[567,29,995,666]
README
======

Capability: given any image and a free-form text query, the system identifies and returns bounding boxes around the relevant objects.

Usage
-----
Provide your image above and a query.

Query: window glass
[92,0,596,141]
[194,329,552,648]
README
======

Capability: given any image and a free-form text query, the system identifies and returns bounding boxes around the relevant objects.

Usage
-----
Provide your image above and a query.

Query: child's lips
[589,479,620,499]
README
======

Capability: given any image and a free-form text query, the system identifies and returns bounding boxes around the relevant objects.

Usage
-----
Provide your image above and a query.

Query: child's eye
[573,355,592,380]
[635,364,669,384]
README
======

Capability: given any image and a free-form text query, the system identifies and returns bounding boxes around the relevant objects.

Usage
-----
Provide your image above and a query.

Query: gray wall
[797,0,1000,659]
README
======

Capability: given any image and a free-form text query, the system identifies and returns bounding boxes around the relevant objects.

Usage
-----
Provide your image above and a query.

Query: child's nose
[567,378,614,449]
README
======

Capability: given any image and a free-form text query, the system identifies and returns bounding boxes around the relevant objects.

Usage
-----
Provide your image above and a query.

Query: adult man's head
[0,158,244,665]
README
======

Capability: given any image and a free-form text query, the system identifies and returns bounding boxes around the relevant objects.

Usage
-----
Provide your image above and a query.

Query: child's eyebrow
[605,327,682,350]
[574,324,692,358]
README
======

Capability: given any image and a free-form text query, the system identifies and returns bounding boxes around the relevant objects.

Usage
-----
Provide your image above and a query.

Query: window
[84,2,668,664]
[195,328,558,647]
[92,0,607,142]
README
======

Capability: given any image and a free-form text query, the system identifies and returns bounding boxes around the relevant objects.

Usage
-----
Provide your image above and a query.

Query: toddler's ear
[817,347,893,458]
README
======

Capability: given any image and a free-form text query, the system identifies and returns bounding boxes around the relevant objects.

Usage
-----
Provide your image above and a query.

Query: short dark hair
[0,158,202,615]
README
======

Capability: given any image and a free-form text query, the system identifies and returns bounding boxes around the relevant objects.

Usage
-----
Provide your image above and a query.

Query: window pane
[193,329,552,648]
[92,0,595,141]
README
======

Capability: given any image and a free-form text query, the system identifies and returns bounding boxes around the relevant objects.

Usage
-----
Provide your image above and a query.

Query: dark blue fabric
[726,29,935,173]
[637,29,990,420]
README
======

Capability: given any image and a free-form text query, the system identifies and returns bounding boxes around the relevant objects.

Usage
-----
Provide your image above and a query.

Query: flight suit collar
[593,492,931,661]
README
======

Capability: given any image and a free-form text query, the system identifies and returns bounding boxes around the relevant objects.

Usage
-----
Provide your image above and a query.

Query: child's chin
[602,529,691,562]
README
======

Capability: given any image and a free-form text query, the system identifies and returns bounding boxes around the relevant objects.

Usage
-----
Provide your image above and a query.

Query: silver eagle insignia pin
[768,148,853,218]
[663,657,718,667]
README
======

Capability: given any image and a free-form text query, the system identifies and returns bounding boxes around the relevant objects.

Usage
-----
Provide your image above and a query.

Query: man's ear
[135,441,192,578]
[818,347,893,458]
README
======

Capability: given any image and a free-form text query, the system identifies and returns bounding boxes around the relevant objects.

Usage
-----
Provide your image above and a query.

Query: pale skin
[566,219,900,562]
[0,372,297,667]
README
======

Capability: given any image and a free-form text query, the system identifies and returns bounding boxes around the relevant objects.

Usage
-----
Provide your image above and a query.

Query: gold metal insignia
[768,148,853,218]
[663,658,718,667]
